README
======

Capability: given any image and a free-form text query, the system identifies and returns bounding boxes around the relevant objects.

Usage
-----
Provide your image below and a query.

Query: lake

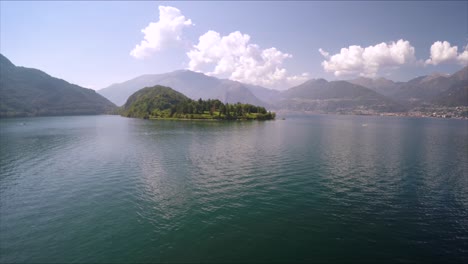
[0,115,467,263]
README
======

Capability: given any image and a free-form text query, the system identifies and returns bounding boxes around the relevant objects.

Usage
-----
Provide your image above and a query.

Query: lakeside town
[384,106,468,119]
[349,107,468,119]
[277,106,468,120]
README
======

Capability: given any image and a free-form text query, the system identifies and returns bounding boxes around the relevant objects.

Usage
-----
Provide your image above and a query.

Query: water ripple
[0,116,467,263]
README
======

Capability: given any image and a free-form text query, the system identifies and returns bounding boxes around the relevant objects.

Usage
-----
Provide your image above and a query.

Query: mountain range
[278,79,406,113]
[99,66,468,113]
[98,70,269,107]
[0,52,466,118]
[347,70,467,107]
[0,54,115,117]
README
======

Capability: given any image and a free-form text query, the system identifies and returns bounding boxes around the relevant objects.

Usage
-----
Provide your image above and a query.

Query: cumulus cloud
[319,39,416,77]
[187,30,306,88]
[425,41,468,65]
[130,6,193,59]
[458,46,468,65]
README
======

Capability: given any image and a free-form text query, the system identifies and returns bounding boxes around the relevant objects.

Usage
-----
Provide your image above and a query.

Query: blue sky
[1,1,466,90]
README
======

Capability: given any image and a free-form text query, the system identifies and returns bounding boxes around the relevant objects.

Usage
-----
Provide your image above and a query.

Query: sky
[1,1,467,90]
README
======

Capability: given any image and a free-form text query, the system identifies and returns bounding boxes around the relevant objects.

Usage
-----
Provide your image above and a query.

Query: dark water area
[1,115,467,263]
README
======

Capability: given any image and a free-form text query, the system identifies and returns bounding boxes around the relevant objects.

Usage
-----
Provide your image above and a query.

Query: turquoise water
[0,115,467,263]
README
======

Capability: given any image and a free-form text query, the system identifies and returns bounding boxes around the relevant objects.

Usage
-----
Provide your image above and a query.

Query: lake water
[0,115,467,263]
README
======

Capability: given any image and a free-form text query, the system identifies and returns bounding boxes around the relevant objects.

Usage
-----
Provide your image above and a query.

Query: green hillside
[121,85,275,120]
[0,54,116,117]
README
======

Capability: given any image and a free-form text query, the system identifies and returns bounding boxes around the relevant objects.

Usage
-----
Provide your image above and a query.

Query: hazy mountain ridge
[240,83,282,103]
[2,51,465,118]
[277,79,406,113]
[431,80,468,107]
[349,67,468,107]
[348,77,400,97]
[0,54,116,117]
[99,70,269,107]
[392,75,458,104]
[100,66,467,113]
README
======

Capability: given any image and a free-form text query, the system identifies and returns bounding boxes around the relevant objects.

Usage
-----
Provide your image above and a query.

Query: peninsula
[120,85,276,121]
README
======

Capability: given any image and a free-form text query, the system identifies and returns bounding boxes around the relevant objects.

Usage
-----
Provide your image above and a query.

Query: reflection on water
[0,115,467,263]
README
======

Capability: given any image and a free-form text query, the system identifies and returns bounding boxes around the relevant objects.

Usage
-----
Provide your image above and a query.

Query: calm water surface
[0,115,467,263]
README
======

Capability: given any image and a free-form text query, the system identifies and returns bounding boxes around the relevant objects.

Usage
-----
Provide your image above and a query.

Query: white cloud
[187,30,306,88]
[318,48,329,58]
[319,39,416,77]
[458,47,468,65]
[130,6,193,59]
[286,73,310,85]
[425,41,468,65]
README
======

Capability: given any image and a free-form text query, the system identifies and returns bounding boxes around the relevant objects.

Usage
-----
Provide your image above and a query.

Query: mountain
[0,54,116,117]
[419,72,450,82]
[243,83,282,103]
[348,77,400,97]
[431,80,468,107]
[448,66,467,81]
[277,79,405,113]
[98,70,269,107]
[98,64,468,115]
[392,74,456,104]
[346,67,467,107]
[217,80,267,107]
[390,67,468,105]
[122,85,189,118]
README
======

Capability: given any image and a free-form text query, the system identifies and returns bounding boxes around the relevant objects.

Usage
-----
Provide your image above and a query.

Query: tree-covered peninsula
[120,85,275,120]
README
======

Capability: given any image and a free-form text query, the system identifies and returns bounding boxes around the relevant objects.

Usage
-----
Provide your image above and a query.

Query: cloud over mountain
[130,6,193,59]
[425,41,468,66]
[319,39,416,77]
[186,30,307,88]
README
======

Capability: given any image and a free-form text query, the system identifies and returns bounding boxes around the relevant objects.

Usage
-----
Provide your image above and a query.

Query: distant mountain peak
[429,72,449,77]
[354,76,372,81]
[450,66,468,81]
[421,72,450,83]
[375,76,393,82]
[98,69,267,107]
[305,78,328,85]
[170,69,196,74]
[0,53,15,67]
[170,69,206,75]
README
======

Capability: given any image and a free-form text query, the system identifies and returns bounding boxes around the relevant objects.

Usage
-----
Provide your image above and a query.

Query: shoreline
[144,116,275,121]
[274,110,468,120]
[1,112,467,121]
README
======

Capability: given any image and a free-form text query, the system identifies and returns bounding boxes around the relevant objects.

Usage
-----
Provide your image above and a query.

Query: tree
[210,105,215,116]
